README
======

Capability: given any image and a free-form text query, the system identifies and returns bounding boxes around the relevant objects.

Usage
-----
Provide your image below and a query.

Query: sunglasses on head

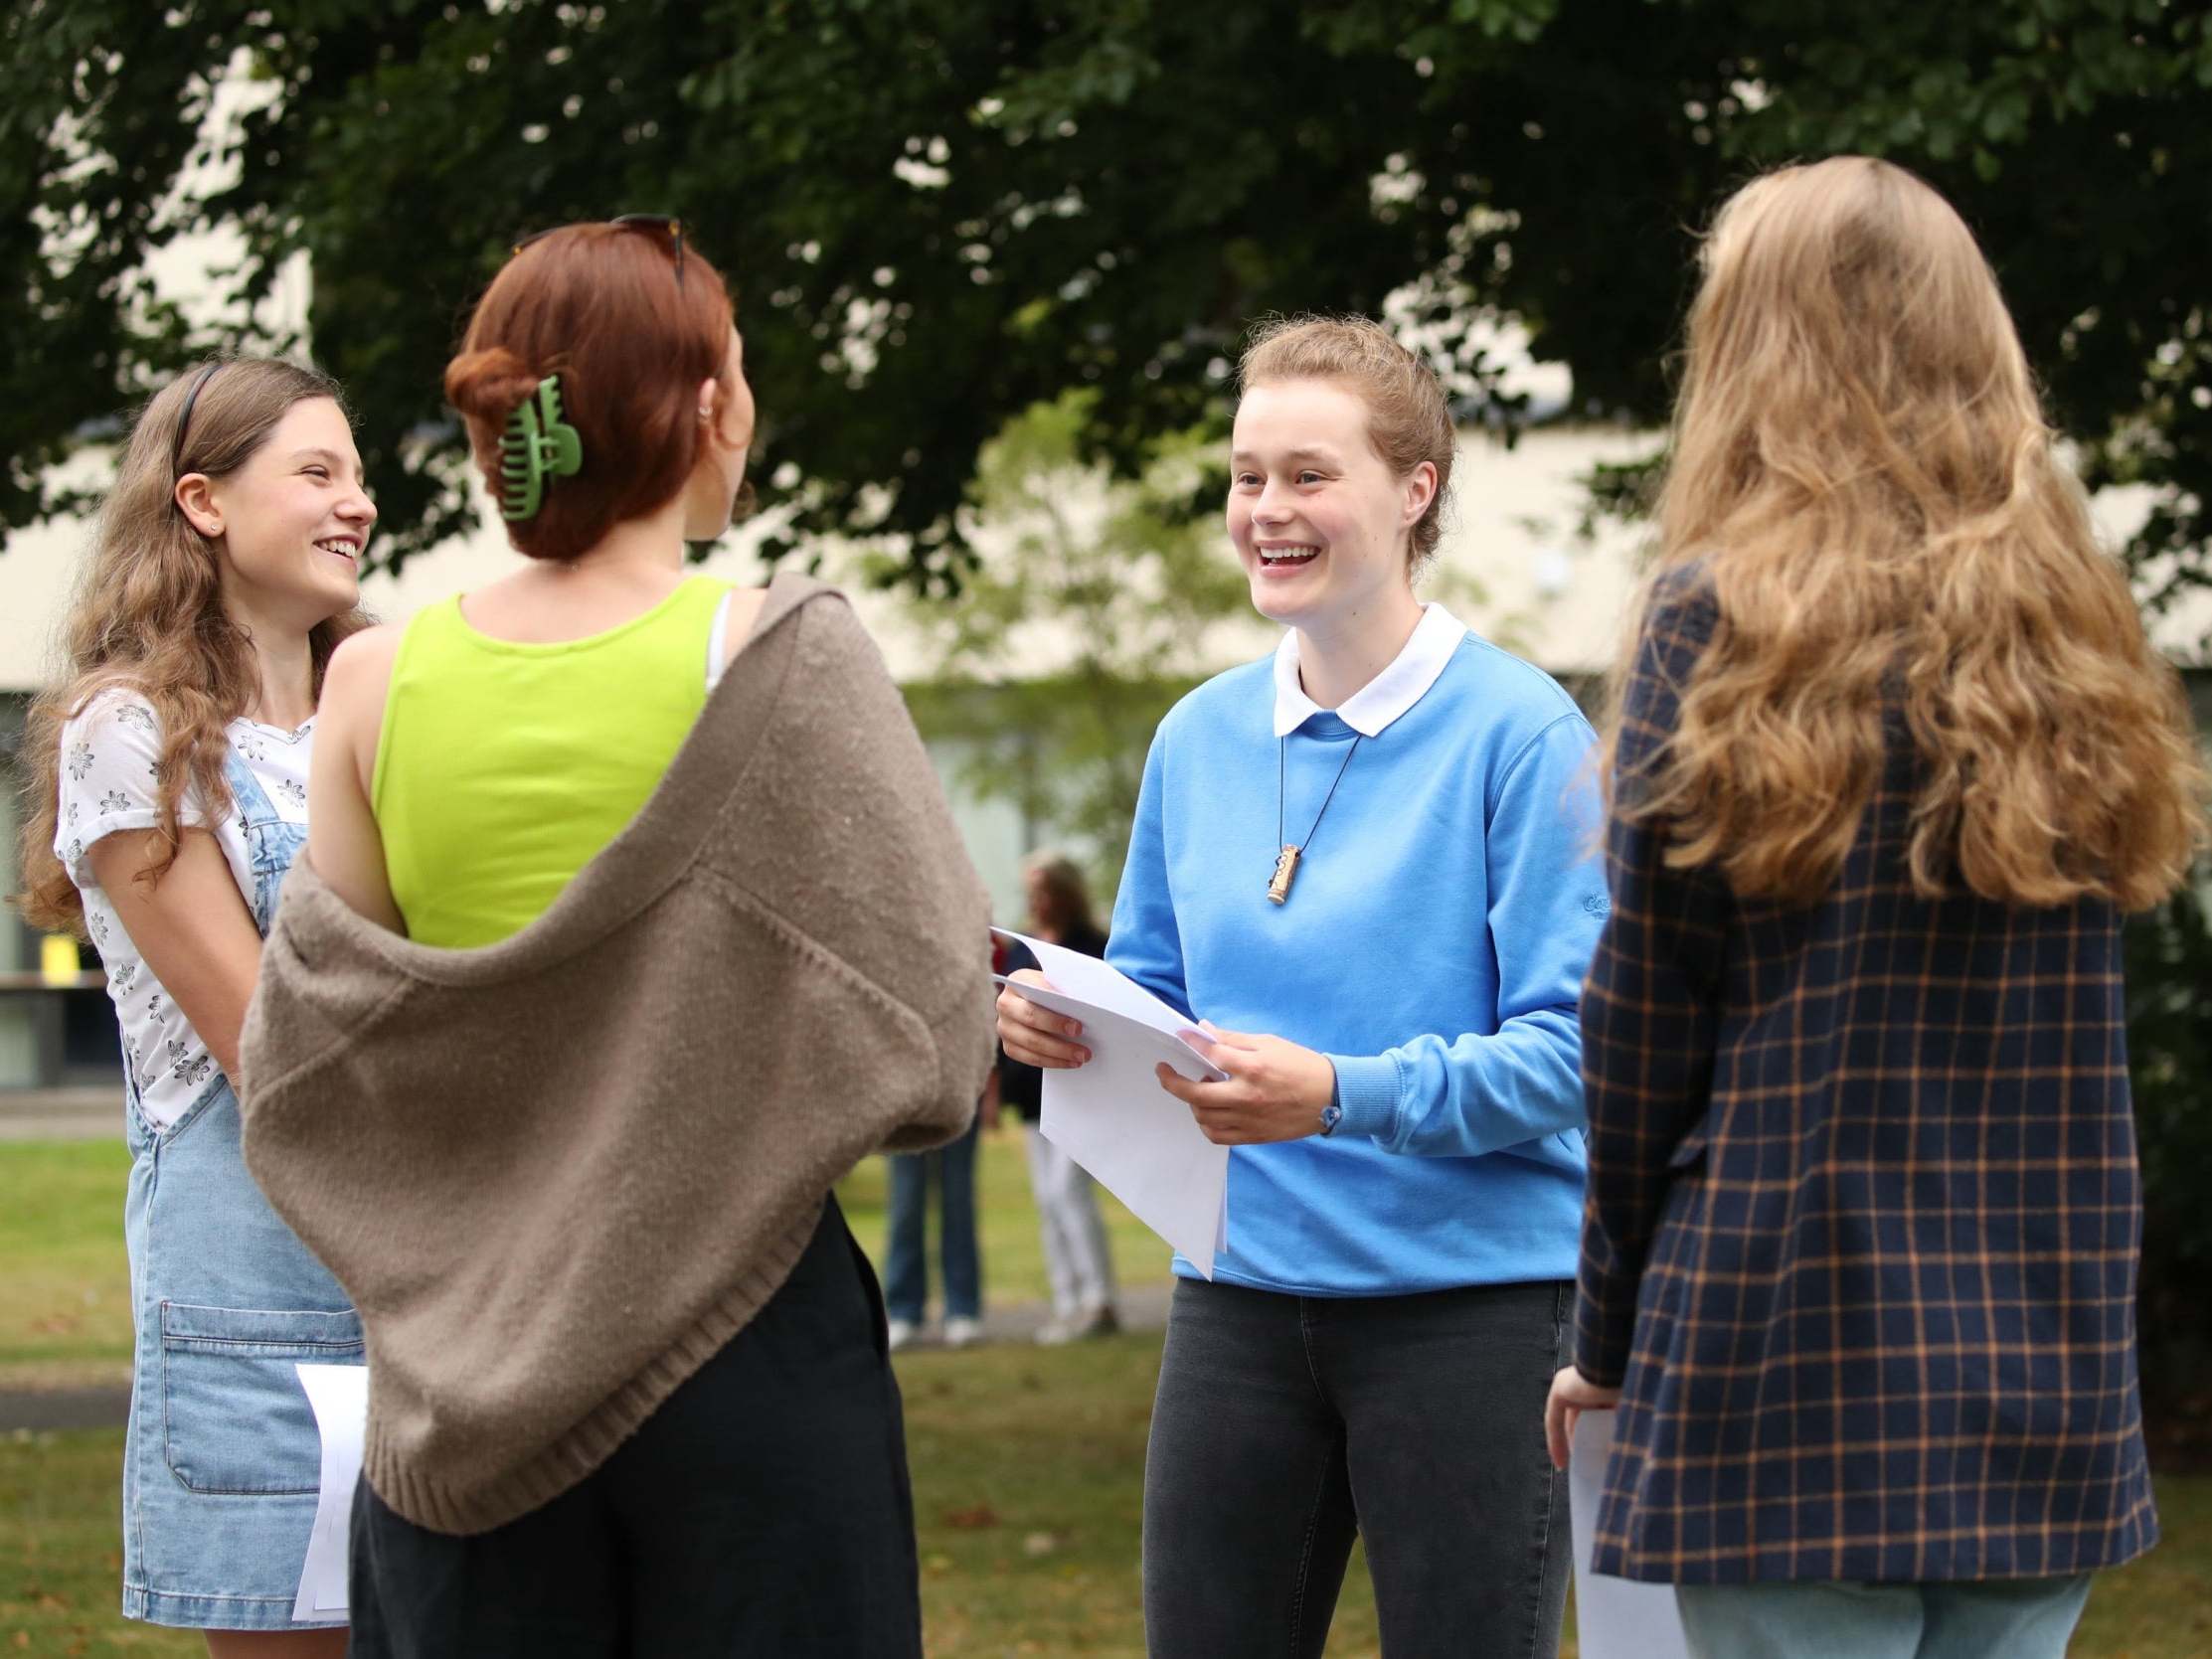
[511,215,686,288]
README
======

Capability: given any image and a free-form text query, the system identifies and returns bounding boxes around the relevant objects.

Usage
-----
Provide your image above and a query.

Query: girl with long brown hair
[1547,157,2207,1659]
[14,357,376,1655]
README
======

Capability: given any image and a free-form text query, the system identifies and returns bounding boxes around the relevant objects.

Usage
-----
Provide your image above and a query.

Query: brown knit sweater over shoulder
[238,575,994,1535]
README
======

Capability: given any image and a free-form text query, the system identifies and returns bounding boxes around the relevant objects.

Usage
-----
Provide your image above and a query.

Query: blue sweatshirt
[1107,609,1608,1295]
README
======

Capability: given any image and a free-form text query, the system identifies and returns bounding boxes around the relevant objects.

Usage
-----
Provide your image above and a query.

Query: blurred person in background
[997,850,1119,1344]
[881,1083,986,1350]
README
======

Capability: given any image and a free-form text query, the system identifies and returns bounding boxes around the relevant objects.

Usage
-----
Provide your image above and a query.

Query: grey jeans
[1142,1275,1573,1659]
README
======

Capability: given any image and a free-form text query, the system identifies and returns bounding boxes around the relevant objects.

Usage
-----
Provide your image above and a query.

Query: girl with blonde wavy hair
[1547,157,2207,1659]
[13,356,375,1654]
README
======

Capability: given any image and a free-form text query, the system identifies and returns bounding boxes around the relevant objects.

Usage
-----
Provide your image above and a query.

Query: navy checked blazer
[1575,577,2158,1585]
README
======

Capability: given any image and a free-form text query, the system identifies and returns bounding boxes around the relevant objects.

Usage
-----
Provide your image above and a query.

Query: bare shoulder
[316,623,409,763]
[310,623,405,857]
[718,583,772,669]
[322,622,406,711]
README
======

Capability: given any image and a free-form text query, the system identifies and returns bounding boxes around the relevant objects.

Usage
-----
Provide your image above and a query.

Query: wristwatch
[1316,1101,1343,1137]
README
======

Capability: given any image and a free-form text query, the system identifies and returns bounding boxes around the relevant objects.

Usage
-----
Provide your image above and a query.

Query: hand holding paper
[995,968,1095,1071]
[1150,1022,1341,1145]
[991,928,1232,1277]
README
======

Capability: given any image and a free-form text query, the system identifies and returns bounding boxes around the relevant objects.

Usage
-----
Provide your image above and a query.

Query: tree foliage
[5,0,2209,605]
[890,392,1246,893]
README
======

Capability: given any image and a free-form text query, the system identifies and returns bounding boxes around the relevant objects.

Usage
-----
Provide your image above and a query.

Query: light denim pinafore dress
[118,749,363,1630]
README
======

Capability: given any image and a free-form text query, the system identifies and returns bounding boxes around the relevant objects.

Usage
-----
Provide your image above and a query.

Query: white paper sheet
[1568,1409,1690,1659]
[292,1361,370,1624]
[993,927,1232,1277]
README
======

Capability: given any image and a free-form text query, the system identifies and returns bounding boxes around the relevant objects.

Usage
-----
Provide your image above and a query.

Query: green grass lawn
[0,1126,1170,1396]
[4,1137,2208,1655]
[0,1140,138,1391]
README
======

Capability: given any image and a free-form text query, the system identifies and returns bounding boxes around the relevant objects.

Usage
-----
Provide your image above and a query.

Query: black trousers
[1142,1275,1573,1659]
[347,1197,921,1658]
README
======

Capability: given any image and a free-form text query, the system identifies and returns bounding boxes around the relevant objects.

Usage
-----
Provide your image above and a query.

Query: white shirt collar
[1272,603,1469,738]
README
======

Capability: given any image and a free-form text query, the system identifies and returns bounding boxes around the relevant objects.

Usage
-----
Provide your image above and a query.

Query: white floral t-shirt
[55,690,314,1129]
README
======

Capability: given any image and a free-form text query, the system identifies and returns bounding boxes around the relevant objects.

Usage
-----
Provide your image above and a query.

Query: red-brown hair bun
[444,225,735,562]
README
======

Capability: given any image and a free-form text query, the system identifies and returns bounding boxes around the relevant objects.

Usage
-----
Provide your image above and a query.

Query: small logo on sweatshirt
[1582,894,1610,916]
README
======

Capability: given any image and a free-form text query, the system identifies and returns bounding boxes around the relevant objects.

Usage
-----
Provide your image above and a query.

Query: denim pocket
[159,1301,364,1494]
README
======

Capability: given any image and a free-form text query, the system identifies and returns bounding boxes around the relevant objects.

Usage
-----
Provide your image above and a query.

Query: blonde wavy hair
[14,358,369,936]
[1611,156,2206,911]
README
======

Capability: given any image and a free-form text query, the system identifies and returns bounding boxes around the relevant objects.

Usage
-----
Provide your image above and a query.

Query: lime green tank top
[373,576,731,948]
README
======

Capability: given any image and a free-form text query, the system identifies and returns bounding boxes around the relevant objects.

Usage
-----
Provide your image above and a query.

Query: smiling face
[683,326,758,541]
[1227,378,1433,636]
[192,397,374,628]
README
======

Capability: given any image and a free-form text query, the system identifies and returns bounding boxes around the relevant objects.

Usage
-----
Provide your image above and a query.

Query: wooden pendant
[1267,843,1301,906]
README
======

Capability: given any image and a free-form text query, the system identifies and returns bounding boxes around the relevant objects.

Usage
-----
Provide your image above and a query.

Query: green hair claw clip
[498,375,584,521]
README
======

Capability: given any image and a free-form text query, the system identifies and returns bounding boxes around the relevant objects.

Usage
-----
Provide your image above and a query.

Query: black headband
[171,363,223,479]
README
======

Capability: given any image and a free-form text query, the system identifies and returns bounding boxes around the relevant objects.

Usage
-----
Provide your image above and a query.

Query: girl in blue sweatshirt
[999,316,1609,1657]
